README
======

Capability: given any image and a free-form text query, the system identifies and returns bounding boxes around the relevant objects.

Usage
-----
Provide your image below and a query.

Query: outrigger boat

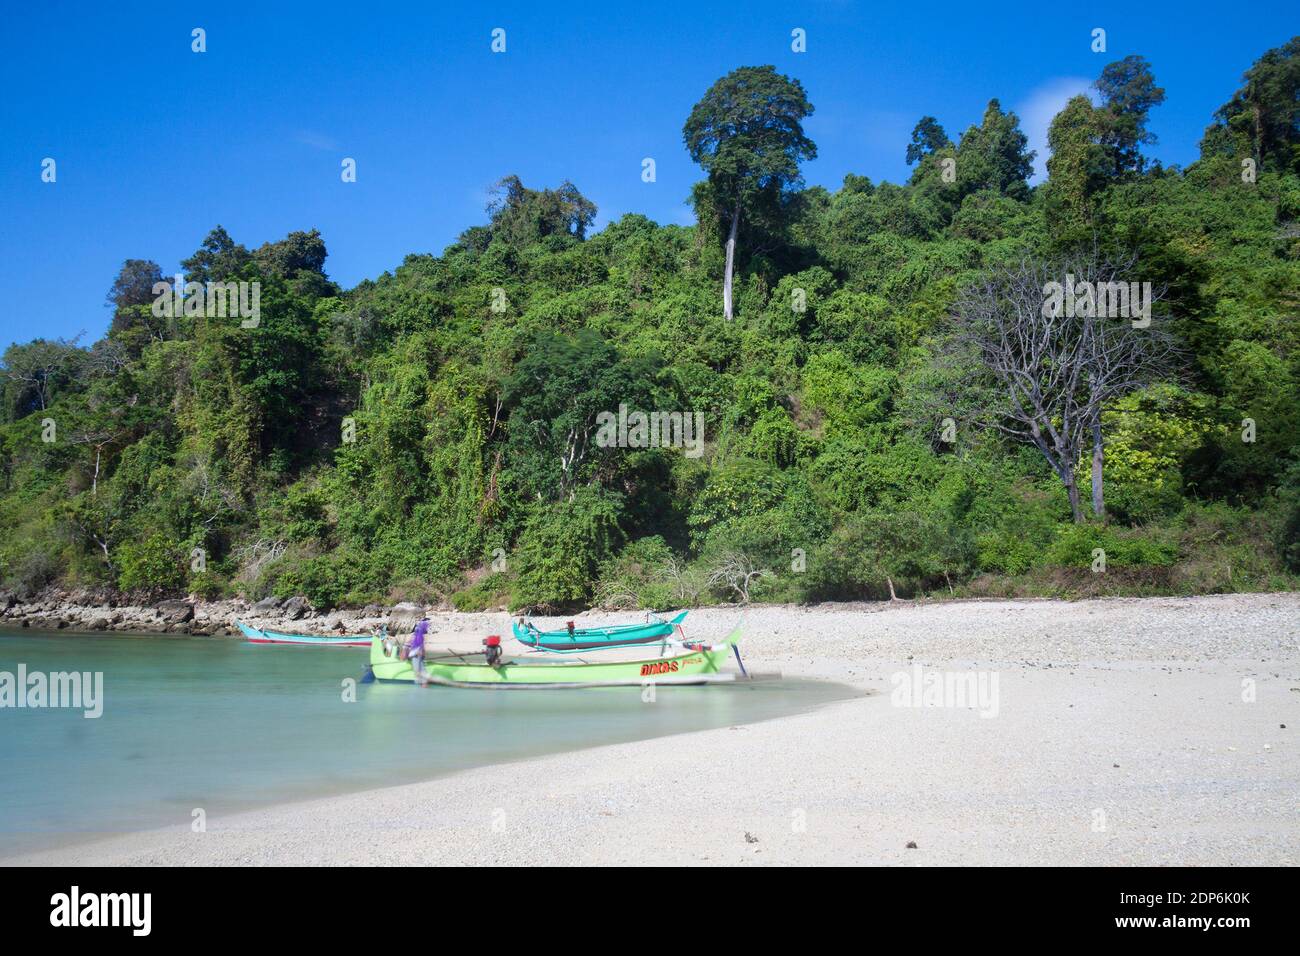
[512,610,688,652]
[237,620,375,648]
[365,627,743,689]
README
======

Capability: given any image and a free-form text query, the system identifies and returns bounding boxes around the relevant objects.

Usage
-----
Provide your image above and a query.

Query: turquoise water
[0,632,854,856]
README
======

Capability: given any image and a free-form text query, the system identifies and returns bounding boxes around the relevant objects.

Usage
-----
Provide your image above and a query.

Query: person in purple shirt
[409,616,430,686]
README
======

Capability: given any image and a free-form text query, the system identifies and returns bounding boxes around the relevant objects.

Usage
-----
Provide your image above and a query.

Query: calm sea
[0,631,854,857]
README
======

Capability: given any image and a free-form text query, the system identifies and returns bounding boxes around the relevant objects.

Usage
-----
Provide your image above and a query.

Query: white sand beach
[7,593,1299,866]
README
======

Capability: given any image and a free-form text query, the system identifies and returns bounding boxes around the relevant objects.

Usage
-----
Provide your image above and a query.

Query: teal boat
[237,620,375,647]
[512,611,688,652]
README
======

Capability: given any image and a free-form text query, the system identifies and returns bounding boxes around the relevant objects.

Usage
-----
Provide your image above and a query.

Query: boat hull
[238,620,372,647]
[368,632,735,687]
[512,611,688,651]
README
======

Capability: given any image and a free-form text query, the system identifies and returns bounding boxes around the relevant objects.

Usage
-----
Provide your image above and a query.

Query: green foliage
[595,536,681,609]
[1095,55,1167,176]
[1043,523,1178,569]
[954,99,1035,202]
[2,47,1299,608]
[1277,458,1300,572]
[450,572,510,612]
[815,507,976,598]
[1201,37,1300,174]
[510,488,626,610]
[115,533,185,593]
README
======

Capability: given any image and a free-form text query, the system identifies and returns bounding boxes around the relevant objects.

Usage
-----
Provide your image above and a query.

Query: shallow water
[0,631,855,856]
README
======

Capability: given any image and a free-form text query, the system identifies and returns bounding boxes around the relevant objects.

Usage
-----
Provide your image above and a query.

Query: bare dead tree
[233,536,288,584]
[182,452,244,527]
[656,553,702,605]
[950,251,1178,521]
[68,426,130,497]
[85,338,129,377]
[705,550,771,604]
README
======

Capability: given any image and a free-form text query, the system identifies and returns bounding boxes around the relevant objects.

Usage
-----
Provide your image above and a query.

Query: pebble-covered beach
[6,593,1298,866]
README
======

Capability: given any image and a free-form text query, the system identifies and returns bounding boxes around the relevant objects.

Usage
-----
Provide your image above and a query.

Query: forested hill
[3,41,1299,612]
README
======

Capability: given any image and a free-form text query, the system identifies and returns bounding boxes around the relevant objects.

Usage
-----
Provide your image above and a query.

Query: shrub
[450,572,510,612]
[273,549,378,609]
[1277,458,1300,572]
[1043,523,1178,569]
[594,536,680,609]
[115,533,185,593]
[509,488,625,610]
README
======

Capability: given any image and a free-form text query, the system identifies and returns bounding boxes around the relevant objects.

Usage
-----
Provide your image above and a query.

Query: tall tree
[1200,36,1300,173]
[106,259,168,350]
[683,65,816,320]
[1094,55,1167,176]
[955,99,1035,200]
[180,226,251,285]
[486,176,597,246]
[906,116,951,165]
[106,259,163,312]
[1044,95,1109,244]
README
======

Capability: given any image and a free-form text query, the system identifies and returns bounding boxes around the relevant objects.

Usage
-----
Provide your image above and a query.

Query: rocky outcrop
[282,596,311,620]
[155,599,194,626]
[0,588,447,639]
[387,601,425,634]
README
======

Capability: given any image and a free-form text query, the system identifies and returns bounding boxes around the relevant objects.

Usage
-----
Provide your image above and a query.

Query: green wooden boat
[365,629,741,689]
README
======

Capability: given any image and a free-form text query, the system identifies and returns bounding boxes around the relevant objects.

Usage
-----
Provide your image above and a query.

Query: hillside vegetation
[3,41,1299,611]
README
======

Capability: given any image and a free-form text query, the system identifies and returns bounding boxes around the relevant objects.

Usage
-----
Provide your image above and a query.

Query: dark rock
[282,596,311,620]
[155,599,194,625]
[905,841,918,849]
[88,617,110,631]
[250,595,283,614]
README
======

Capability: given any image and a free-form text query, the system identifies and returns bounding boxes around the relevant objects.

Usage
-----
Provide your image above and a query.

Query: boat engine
[483,634,503,666]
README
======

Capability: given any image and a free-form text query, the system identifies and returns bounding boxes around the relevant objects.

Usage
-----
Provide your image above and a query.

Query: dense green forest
[3,40,1299,611]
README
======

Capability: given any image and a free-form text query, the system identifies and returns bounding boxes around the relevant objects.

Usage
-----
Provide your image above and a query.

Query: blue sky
[0,1,1294,352]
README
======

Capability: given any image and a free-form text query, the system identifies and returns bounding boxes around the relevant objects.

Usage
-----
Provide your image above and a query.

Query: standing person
[409,615,430,686]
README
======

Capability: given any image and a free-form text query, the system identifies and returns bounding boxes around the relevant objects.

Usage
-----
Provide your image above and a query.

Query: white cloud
[294,130,339,152]
[1017,78,1099,183]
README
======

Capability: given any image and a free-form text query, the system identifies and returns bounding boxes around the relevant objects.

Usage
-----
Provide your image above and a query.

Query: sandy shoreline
[5,593,1298,866]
